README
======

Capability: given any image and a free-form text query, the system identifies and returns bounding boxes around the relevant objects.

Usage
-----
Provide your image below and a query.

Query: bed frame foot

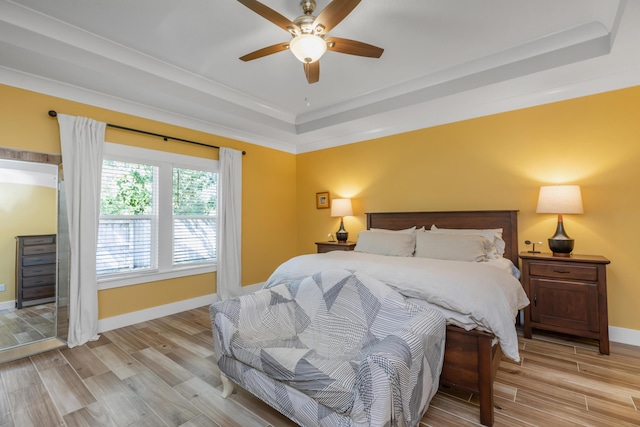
[479,393,494,426]
[221,374,234,398]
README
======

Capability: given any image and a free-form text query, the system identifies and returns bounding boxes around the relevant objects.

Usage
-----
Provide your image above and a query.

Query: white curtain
[57,114,105,347]
[217,148,242,300]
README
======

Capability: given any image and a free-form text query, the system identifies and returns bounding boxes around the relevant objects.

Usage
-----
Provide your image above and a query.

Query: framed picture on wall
[316,192,330,209]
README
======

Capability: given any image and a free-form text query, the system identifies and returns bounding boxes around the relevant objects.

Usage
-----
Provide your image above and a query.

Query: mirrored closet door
[0,148,69,363]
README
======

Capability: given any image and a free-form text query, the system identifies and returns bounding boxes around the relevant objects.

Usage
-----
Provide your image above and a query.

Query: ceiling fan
[237,0,384,84]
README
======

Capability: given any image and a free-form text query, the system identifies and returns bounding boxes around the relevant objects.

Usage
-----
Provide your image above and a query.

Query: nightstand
[519,252,610,354]
[315,241,356,253]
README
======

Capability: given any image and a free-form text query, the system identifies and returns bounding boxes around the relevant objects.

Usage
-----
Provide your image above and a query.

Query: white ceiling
[0,159,57,188]
[1,0,639,154]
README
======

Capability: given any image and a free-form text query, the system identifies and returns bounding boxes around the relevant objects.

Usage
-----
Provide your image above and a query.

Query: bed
[367,210,523,426]
[265,210,526,426]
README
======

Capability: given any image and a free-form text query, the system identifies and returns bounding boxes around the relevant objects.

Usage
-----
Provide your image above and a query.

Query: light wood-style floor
[0,303,56,348]
[0,306,638,427]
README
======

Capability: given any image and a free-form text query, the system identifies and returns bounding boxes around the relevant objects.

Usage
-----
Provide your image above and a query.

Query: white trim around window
[98,142,218,290]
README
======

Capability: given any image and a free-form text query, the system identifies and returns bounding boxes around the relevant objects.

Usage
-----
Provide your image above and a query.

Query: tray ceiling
[1,0,638,153]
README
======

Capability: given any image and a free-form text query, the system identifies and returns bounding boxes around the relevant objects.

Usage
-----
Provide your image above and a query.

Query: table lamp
[330,198,353,242]
[536,185,583,256]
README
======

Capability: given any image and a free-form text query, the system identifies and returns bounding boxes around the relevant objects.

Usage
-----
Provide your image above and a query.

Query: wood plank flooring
[0,306,638,426]
[0,303,56,348]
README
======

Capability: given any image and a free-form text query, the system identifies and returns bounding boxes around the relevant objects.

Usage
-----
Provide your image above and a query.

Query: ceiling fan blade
[240,42,290,61]
[304,61,320,84]
[237,0,300,34]
[313,0,360,34]
[326,37,383,58]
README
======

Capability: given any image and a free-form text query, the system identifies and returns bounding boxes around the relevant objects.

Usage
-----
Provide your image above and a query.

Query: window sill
[97,263,217,290]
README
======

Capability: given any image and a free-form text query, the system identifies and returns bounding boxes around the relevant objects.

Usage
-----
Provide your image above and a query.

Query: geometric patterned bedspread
[210,269,446,426]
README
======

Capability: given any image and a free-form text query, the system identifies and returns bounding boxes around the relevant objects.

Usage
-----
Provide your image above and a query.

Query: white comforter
[264,251,530,362]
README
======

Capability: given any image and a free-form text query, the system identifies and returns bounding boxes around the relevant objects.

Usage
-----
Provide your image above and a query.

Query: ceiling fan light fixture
[237,0,383,83]
[289,34,327,63]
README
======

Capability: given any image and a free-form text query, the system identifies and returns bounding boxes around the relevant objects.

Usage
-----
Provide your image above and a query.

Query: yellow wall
[0,183,56,302]
[296,85,640,332]
[0,84,298,319]
[4,82,639,333]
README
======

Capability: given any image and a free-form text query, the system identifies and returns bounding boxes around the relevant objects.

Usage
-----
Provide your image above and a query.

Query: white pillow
[370,226,416,234]
[355,231,415,257]
[430,225,505,258]
[414,232,492,262]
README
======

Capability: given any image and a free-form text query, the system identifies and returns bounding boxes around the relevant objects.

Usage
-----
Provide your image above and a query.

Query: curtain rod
[48,110,246,155]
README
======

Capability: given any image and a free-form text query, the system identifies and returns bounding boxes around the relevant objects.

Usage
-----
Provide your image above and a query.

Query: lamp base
[336,218,348,243]
[549,218,574,256]
[336,231,348,242]
[549,238,574,257]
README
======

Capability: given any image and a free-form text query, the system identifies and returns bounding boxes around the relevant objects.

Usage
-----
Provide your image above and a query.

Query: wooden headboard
[366,210,519,266]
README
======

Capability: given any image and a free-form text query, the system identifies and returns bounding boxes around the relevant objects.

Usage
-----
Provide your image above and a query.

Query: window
[98,160,155,275]
[172,167,217,265]
[97,143,218,289]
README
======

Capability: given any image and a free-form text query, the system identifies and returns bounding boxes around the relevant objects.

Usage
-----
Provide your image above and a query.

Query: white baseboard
[610,326,640,347]
[0,300,15,311]
[96,283,265,333]
[97,293,218,333]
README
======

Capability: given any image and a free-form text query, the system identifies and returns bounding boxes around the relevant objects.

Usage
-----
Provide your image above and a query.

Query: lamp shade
[536,185,584,214]
[289,34,327,63]
[331,198,353,217]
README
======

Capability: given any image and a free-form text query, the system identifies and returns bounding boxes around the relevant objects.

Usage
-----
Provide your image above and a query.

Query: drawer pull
[553,269,571,274]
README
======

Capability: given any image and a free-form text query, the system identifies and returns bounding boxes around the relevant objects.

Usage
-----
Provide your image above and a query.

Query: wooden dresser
[15,234,57,309]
